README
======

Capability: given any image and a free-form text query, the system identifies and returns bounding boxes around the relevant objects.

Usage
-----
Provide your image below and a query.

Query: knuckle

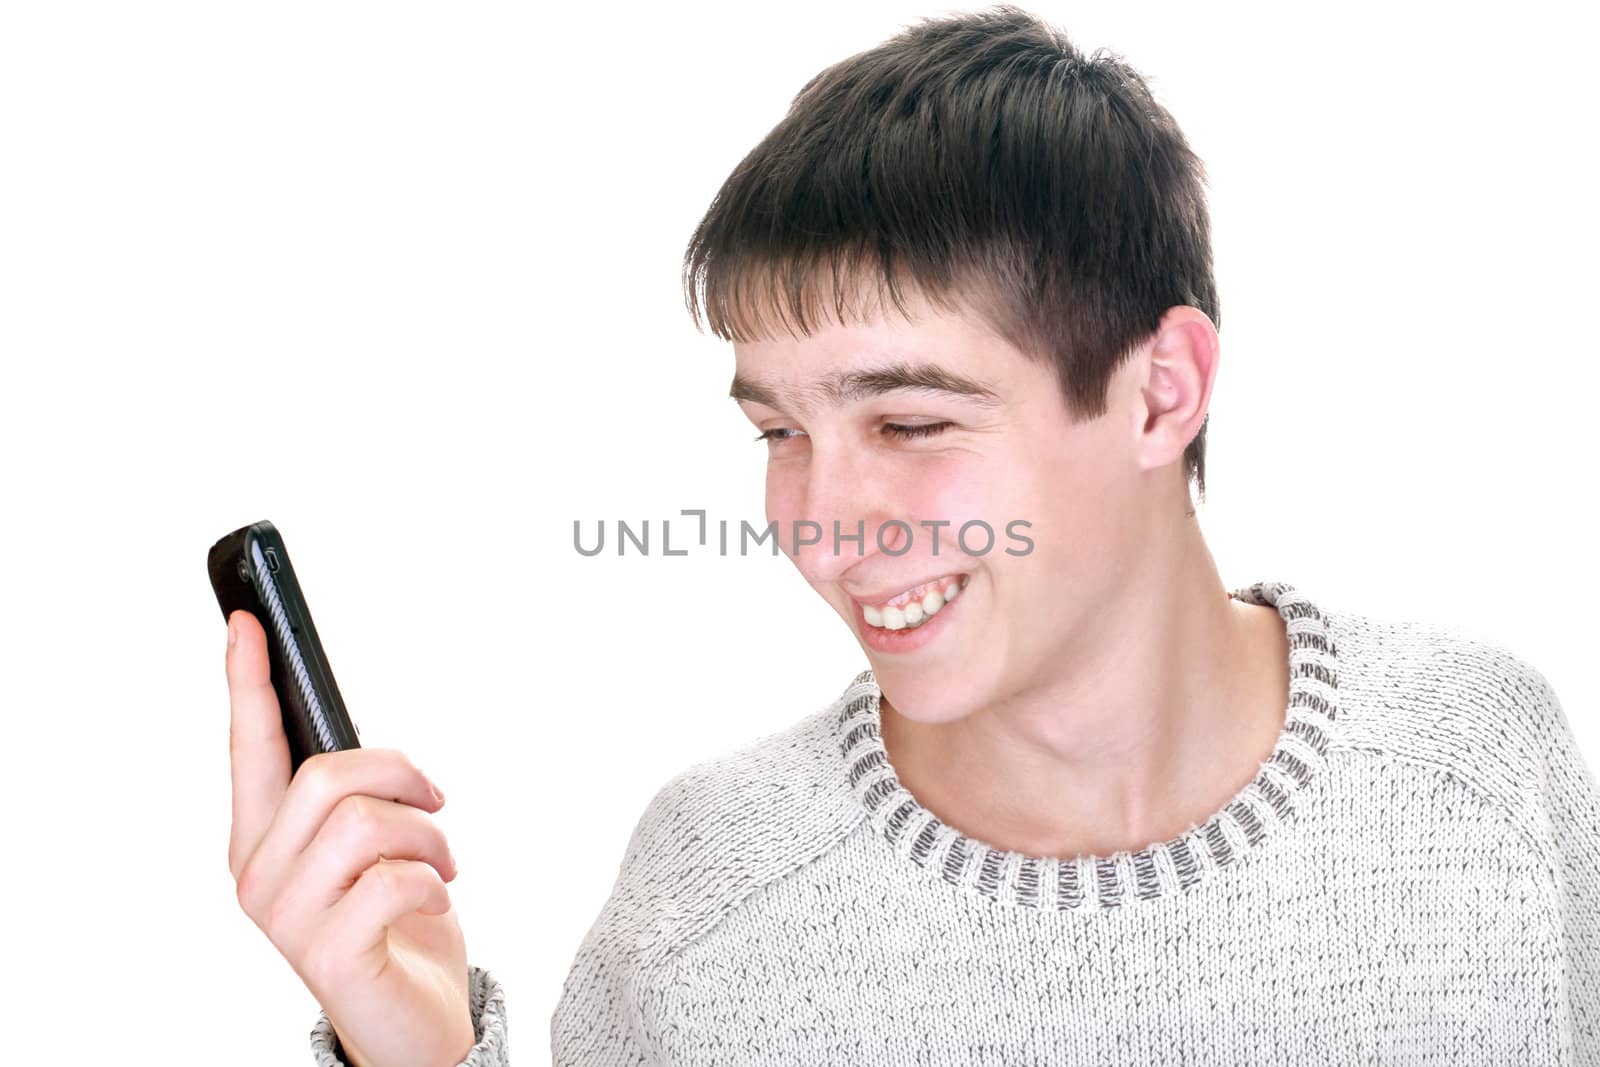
[261,889,294,944]
[367,859,404,897]
[294,752,336,801]
[234,859,266,918]
[334,793,383,845]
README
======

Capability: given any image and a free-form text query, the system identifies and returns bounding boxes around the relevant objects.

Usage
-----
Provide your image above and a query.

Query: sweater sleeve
[550,776,693,1067]
[308,963,508,1066]
[1526,666,1600,1062]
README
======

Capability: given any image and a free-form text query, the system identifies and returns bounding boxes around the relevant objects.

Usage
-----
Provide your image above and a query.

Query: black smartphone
[208,520,360,775]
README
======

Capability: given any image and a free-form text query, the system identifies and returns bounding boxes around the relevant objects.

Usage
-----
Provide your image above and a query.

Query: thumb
[226,609,290,881]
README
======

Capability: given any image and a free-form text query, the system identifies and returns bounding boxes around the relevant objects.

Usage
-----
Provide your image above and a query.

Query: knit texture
[310,963,508,1066]
[546,579,1600,1064]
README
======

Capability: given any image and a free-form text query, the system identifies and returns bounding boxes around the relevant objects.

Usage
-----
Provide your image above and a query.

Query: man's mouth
[852,573,970,631]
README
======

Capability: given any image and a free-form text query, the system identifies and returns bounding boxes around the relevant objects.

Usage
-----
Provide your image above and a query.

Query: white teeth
[859,575,968,631]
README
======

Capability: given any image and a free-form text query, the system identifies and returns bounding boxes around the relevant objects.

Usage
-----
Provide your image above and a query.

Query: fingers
[261,794,458,964]
[307,859,454,988]
[227,610,290,881]
[235,746,444,928]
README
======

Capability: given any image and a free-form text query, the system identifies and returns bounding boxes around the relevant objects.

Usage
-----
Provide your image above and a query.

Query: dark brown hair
[682,4,1219,503]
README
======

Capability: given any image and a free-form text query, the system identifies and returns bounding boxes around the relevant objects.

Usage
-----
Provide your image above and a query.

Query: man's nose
[790,446,904,582]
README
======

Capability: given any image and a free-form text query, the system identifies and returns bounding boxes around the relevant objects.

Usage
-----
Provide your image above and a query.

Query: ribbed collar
[835,580,1341,910]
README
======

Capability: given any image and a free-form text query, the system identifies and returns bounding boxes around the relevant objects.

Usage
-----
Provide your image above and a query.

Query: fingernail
[431,784,446,804]
[227,617,238,648]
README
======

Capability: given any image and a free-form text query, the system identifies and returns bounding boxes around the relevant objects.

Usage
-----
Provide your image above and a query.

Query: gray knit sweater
[321,580,1600,1064]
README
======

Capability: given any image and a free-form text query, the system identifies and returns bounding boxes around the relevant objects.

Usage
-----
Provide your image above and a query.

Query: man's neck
[877,538,1291,860]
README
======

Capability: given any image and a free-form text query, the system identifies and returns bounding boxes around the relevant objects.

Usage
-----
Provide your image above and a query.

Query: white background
[3,1,1595,1063]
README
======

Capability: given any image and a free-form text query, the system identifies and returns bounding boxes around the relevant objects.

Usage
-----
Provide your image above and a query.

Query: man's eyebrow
[728,361,1002,413]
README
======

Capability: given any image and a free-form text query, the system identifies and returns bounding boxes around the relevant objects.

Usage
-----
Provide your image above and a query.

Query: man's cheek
[911,478,1001,562]
[765,472,801,525]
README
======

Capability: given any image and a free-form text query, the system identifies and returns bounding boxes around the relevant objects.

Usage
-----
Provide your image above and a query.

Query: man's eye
[884,421,953,440]
[754,423,952,445]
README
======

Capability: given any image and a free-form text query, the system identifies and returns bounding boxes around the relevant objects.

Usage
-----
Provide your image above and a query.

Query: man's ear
[1133,306,1218,476]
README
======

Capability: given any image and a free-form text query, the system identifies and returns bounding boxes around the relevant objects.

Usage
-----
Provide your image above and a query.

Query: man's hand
[225,610,476,1067]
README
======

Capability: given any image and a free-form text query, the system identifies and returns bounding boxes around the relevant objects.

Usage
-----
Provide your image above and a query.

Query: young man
[545,6,1600,1063]
[277,5,1594,1064]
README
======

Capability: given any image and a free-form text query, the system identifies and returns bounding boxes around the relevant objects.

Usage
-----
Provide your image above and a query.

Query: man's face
[732,286,1155,724]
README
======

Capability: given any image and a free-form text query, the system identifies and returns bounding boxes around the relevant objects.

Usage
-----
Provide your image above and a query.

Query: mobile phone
[208,520,360,775]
